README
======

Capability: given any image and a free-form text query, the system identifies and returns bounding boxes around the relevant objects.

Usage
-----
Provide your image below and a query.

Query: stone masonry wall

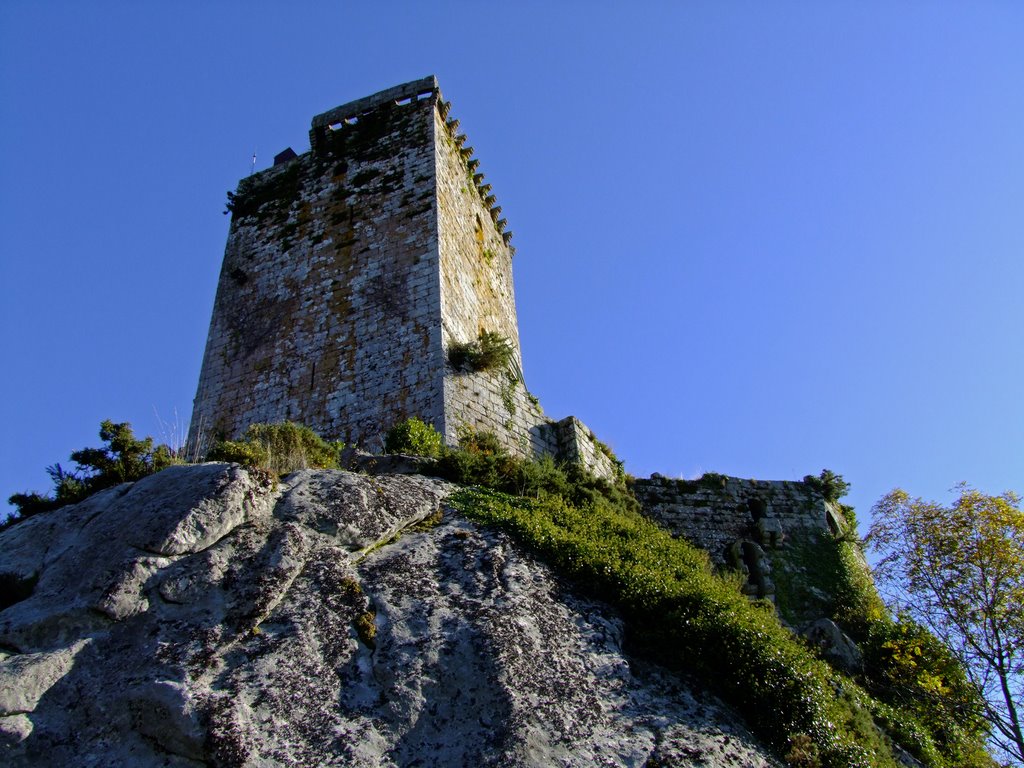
[633,475,840,566]
[189,80,444,451]
[553,417,619,480]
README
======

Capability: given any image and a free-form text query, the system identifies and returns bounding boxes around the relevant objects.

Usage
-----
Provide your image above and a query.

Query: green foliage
[70,420,178,486]
[448,330,515,374]
[354,610,377,649]
[206,439,270,469]
[785,733,822,767]
[771,522,988,765]
[832,539,891,640]
[589,434,626,481]
[429,427,636,513]
[837,503,860,537]
[699,471,729,489]
[6,420,179,526]
[861,614,988,766]
[383,417,444,458]
[804,469,852,503]
[207,422,342,476]
[224,163,302,222]
[5,491,58,520]
[499,371,517,416]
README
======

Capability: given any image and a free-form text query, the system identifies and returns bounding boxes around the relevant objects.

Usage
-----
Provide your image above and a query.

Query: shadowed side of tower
[188,77,616,477]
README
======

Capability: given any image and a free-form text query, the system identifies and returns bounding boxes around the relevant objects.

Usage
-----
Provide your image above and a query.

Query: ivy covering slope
[406,422,992,768]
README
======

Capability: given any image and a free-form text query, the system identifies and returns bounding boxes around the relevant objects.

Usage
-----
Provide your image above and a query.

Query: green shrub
[860,615,987,765]
[224,163,302,221]
[699,471,728,489]
[426,427,637,514]
[207,422,342,475]
[206,439,270,469]
[448,330,515,374]
[765,516,988,766]
[430,427,520,489]
[804,469,851,503]
[454,426,504,455]
[6,420,179,526]
[383,417,444,458]
[70,420,178,485]
[785,733,822,767]
[354,610,377,649]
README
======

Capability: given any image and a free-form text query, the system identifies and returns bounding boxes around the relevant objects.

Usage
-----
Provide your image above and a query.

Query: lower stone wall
[551,416,619,480]
[441,370,616,480]
[633,475,838,566]
[442,368,552,457]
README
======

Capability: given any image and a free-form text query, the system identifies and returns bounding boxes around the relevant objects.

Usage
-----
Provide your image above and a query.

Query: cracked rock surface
[0,463,778,767]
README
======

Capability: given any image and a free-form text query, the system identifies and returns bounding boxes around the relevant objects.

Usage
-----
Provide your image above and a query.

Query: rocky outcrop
[800,618,863,675]
[0,463,778,767]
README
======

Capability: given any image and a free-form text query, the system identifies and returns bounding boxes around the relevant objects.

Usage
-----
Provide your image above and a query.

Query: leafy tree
[870,485,1024,766]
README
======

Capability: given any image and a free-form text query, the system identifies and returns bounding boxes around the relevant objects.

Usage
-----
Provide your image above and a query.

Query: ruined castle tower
[188,76,614,476]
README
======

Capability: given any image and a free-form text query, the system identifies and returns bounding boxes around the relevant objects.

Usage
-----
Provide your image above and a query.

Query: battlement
[309,76,439,154]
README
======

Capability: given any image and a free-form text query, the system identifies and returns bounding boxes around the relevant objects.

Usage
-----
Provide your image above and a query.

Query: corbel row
[439,100,514,252]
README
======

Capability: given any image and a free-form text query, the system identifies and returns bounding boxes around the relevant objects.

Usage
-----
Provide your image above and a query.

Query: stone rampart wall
[633,475,836,565]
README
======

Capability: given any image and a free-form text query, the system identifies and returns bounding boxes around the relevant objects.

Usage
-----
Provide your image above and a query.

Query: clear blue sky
[2,2,1022,529]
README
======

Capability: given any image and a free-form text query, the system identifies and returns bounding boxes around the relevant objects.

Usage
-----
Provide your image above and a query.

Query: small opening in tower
[328,122,343,132]
[416,90,432,100]
[344,116,359,126]
[395,97,413,106]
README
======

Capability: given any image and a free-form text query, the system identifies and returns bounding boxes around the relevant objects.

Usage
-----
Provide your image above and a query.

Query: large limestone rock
[0,463,778,767]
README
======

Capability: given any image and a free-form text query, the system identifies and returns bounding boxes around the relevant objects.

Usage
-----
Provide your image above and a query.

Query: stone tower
[188,76,614,476]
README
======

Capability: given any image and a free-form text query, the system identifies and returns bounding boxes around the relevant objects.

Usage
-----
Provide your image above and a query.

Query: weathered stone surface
[0,463,778,767]
[338,448,437,477]
[801,618,863,674]
[0,641,88,715]
[0,714,32,746]
[274,469,451,553]
[0,463,271,652]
